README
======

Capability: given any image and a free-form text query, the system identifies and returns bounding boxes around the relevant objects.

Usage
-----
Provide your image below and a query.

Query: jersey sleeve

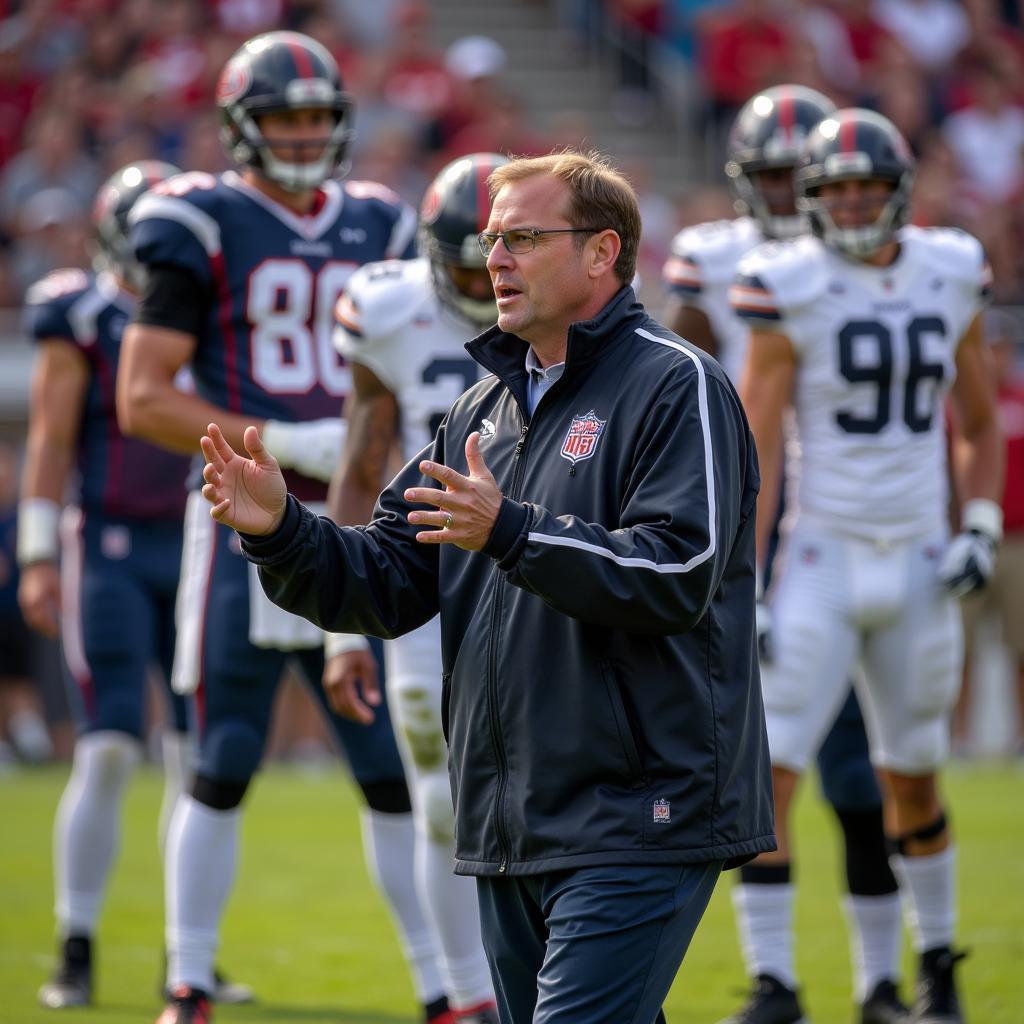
[334,259,432,393]
[128,172,224,287]
[913,226,992,328]
[22,269,91,344]
[730,238,827,351]
[662,221,742,302]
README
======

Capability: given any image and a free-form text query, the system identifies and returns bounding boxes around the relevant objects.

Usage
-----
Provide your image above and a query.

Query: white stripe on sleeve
[525,328,717,574]
[129,194,223,257]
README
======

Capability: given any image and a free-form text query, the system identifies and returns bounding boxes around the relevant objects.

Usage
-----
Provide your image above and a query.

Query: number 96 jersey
[334,256,487,458]
[732,226,991,539]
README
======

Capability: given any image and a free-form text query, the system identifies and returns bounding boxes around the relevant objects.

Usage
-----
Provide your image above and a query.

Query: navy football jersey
[23,269,190,521]
[129,169,417,426]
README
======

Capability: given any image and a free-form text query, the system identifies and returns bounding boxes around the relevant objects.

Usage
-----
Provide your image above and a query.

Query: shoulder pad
[335,258,433,342]
[664,217,761,295]
[901,225,990,292]
[731,236,828,323]
[24,268,91,307]
[23,269,94,342]
[343,180,418,259]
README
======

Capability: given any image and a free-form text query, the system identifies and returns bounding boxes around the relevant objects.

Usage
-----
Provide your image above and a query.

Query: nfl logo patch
[560,410,606,466]
[652,798,671,824]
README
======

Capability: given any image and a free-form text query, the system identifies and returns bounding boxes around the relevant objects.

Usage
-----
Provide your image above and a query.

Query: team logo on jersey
[479,418,496,438]
[652,798,671,823]
[560,410,606,466]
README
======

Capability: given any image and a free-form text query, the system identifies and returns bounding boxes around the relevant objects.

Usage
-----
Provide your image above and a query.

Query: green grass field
[2,762,1021,1023]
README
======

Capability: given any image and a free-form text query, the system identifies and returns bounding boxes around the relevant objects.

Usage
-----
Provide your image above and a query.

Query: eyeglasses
[476,227,605,258]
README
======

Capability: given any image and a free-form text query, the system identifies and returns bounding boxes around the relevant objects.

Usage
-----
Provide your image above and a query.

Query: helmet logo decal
[420,183,442,224]
[217,59,251,106]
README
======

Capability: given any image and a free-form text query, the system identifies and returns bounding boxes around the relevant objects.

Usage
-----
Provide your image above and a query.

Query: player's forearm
[327,467,379,527]
[21,429,75,505]
[118,380,263,455]
[953,415,1004,507]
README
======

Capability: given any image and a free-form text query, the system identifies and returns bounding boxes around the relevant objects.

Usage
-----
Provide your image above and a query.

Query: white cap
[444,35,507,81]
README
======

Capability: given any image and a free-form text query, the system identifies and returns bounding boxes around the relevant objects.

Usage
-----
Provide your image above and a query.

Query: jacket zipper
[485,419,532,874]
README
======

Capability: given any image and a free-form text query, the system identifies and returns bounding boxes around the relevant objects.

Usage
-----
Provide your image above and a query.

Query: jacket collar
[465,285,645,414]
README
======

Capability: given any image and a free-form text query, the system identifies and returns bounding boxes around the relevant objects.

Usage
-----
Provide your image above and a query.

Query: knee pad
[393,684,447,774]
[199,716,264,783]
[834,806,898,896]
[415,770,456,844]
[192,772,250,811]
[887,811,947,858]
[359,778,412,815]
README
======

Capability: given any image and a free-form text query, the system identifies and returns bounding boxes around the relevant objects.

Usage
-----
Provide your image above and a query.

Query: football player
[729,109,1002,1024]
[18,162,207,1009]
[326,153,508,1024]
[663,88,911,1024]
[116,32,446,1024]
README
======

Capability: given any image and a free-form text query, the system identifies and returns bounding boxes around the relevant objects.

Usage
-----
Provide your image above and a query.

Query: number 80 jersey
[731,226,991,539]
[129,169,417,426]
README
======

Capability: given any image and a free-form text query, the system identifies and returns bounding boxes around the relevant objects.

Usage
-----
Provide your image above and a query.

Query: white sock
[891,846,957,953]
[157,730,195,860]
[419,830,493,1009]
[732,883,797,989]
[844,893,903,1000]
[165,796,240,993]
[54,731,140,936]
[361,809,445,1004]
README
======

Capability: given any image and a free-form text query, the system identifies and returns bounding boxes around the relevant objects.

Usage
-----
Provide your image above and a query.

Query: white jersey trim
[525,328,717,575]
[385,202,418,258]
[130,193,223,257]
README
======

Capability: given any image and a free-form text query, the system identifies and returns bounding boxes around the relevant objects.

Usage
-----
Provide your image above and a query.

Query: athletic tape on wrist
[16,497,61,566]
[961,498,1003,543]
[324,632,370,659]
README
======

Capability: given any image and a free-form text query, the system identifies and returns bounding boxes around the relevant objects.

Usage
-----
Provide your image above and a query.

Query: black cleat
[718,974,809,1023]
[38,935,92,1009]
[156,986,212,1024]
[911,947,966,1023]
[861,978,911,1023]
[454,1002,500,1023]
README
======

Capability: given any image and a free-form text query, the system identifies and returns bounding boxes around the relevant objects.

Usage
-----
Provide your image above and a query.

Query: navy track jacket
[242,286,776,875]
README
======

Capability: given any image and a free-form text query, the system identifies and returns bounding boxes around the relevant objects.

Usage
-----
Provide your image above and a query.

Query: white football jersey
[732,226,991,539]
[334,257,488,459]
[662,215,763,383]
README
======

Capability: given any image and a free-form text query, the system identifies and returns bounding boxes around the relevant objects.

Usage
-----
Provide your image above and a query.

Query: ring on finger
[443,512,454,530]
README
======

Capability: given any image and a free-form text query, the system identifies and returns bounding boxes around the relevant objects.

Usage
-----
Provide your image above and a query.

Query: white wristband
[261,419,294,468]
[17,497,61,566]
[961,498,1003,543]
[324,632,370,660]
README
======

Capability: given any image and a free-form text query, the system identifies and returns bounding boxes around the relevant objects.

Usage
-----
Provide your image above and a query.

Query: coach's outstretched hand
[201,423,288,536]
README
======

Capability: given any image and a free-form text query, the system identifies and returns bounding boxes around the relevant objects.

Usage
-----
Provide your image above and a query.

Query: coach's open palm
[201,423,288,536]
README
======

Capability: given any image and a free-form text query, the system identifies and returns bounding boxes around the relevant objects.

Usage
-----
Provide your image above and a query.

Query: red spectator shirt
[998,377,1024,533]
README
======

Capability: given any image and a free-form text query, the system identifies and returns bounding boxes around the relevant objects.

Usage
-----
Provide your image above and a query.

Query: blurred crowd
[0,0,1020,764]
[573,0,1024,302]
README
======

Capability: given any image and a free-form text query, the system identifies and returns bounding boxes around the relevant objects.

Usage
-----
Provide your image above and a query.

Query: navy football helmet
[216,31,354,191]
[725,85,837,239]
[795,108,915,257]
[92,160,180,288]
[419,152,508,325]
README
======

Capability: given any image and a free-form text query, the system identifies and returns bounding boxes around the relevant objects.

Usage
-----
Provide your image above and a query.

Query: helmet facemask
[797,174,913,258]
[422,227,497,326]
[222,94,354,192]
[727,164,805,240]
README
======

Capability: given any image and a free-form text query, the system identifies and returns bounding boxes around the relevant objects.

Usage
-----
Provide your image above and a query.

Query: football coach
[199,151,775,1024]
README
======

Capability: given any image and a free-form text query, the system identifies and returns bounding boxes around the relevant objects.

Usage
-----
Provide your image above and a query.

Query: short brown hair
[487,150,641,285]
